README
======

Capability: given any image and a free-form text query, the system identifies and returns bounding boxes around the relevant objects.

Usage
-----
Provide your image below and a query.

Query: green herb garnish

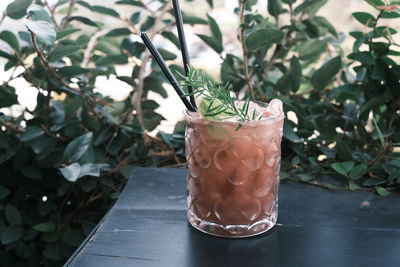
[182,68,259,121]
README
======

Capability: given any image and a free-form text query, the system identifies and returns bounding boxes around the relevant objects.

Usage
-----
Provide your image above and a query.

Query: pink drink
[184,99,284,237]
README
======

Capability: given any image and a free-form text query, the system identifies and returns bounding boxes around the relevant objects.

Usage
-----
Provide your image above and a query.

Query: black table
[66,167,400,267]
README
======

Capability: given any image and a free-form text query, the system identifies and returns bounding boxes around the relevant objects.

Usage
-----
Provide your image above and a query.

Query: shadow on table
[184,223,279,267]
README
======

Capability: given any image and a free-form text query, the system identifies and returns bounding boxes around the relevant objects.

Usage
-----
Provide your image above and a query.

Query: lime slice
[197,97,233,121]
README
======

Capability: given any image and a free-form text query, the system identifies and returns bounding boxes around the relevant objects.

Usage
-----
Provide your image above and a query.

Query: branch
[0,11,6,27]
[238,0,255,100]
[368,143,392,167]
[138,0,156,16]
[131,0,172,132]
[30,31,104,122]
[264,45,282,80]
[120,17,140,34]
[43,0,61,31]
[0,117,24,133]
[81,29,107,68]
[60,0,76,31]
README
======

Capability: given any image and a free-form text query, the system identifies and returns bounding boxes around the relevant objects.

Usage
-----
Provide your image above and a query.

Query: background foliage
[0,0,399,265]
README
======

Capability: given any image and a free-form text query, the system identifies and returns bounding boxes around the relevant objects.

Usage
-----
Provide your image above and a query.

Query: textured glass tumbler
[184,100,284,238]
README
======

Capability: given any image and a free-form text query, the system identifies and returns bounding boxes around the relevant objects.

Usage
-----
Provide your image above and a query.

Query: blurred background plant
[0,0,399,265]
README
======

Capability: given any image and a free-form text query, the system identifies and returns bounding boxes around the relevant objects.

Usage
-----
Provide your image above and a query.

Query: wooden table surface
[65,167,400,267]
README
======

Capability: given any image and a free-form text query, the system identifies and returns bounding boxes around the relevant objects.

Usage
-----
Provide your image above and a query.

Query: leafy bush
[200,0,400,193]
[0,0,185,265]
[0,0,399,266]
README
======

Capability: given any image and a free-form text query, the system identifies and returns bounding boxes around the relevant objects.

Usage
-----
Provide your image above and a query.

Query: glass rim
[183,101,284,126]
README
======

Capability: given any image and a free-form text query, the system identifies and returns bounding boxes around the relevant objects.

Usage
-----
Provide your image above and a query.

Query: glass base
[188,209,277,238]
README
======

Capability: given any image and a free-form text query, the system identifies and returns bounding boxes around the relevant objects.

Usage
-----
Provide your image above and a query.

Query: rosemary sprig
[181,68,259,121]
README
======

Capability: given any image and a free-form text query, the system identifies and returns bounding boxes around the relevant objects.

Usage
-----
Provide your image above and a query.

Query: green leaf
[196,34,223,54]
[116,0,144,6]
[283,123,302,143]
[298,39,328,61]
[335,85,361,102]
[43,247,62,261]
[183,14,208,25]
[143,112,165,131]
[372,117,386,148]
[121,39,144,58]
[348,52,375,65]
[327,184,336,190]
[79,163,110,177]
[141,17,155,31]
[20,125,44,142]
[299,174,313,181]
[383,160,400,175]
[0,86,18,107]
[207,0,213,8]
[276,56,302,93]
[1,226,24,245]
[70,16,99,28]
[24,19,56,45]
[375,186,390,196]
[158,48,177,61]
[59,162,81,182]
[311,56,342,90]
[336,139,353,161]
[380,11,400,19]
[245,29,283,51]
[359,96,387,119]
[130,11,140,24]
[97,55,128,65]
[365,0,385,8]
[0,50,17,61]
[207,14,222,42]
[314,16,337,37]
[92,5,120,17]
[375,26,397,38]
[349,164,368,180]
[352,12,375,28]
[63,132,93,163]
[268,0,285,17]
[0,31,20,52]
[0,186,10,200]
[48,45,81,62]
[349,181,360,191]
[33,222,55,232]
[62,229,84,246]
[106,28,131,37]
[76,0,92,10]
[295,0,328,15]
[58,66,90,76]
[56,28,81,40]
[280,171,289,180]
[5,204,22,225]
[162,31,180,49]
[6,0,32,19]
[330,161,355,177]
[27,4,51,22]
[143,76,168,98]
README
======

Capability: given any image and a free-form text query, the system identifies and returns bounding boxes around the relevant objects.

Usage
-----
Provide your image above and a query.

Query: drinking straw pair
[140,0,197,112]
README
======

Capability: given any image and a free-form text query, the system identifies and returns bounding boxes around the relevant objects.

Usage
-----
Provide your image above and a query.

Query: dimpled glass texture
[184,100,284,238]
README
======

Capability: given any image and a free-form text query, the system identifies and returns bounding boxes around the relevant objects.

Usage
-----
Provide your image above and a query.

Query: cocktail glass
[184,99,284,238]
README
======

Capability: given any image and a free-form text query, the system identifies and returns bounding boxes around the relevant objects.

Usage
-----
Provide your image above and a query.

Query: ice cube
[230,135,253,158]
[241,147,264,171]
[227,163,255,185]
[240,198,262,221]
[248,167,275,197]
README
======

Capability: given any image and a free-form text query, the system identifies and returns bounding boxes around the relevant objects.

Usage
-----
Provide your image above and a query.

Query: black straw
[140,32,196,112]
[172,0,197,109]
